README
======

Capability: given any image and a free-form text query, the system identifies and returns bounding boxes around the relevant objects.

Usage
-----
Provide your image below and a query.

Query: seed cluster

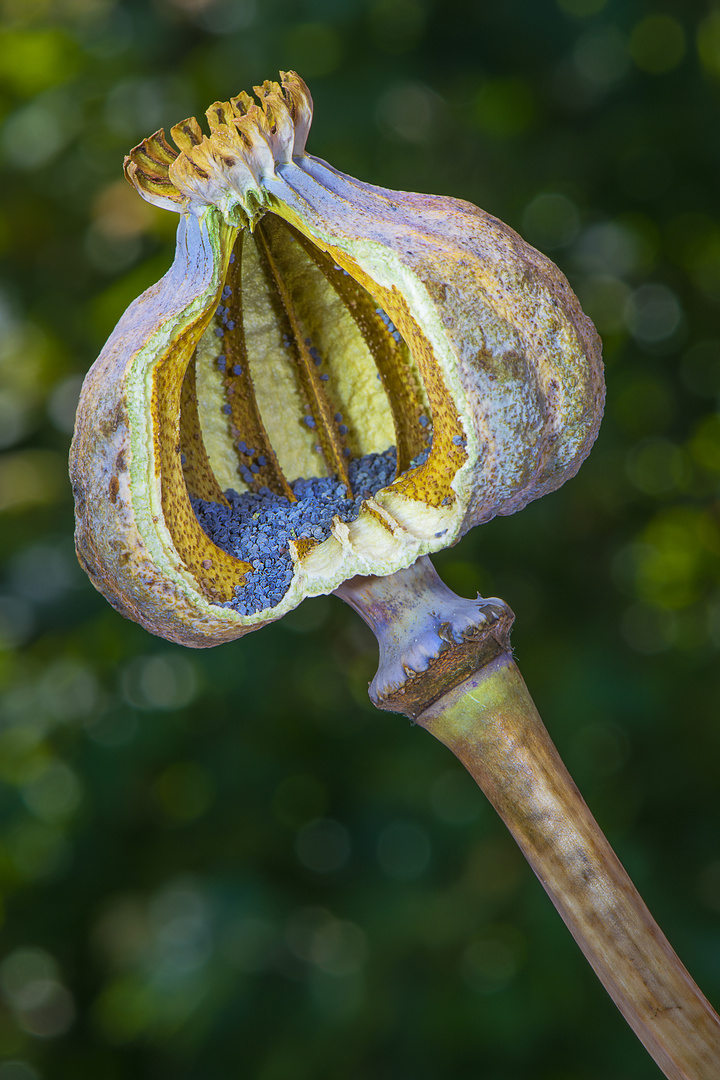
[193,447,418,616]
[190,248,436,616]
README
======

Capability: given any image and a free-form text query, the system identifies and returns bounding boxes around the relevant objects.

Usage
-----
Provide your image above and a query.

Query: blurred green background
[0,0,719,1077]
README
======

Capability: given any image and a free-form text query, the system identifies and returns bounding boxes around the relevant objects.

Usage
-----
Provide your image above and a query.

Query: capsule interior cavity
[177,215,434,613]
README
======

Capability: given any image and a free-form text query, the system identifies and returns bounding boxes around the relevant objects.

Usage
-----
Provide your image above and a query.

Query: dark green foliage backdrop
[0,0,719,1077]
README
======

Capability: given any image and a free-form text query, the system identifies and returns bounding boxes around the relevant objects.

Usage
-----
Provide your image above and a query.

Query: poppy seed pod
[69,71,604,647]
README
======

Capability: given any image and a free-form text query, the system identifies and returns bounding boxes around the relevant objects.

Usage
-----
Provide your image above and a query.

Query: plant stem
[419,653,720,1080]
[336,556,720,1080]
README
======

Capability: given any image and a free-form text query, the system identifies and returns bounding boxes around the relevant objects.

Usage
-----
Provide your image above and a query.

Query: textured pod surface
[70,72,604,646]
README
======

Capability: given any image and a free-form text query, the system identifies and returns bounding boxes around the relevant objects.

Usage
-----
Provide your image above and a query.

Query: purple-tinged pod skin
[70,72,604,646]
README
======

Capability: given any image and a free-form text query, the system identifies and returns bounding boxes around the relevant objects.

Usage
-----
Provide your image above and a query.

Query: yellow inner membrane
[156,214,463,609]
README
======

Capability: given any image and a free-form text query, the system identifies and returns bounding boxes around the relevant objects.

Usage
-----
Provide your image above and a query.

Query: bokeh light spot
[698,11,720,79]
[612,374,673,437]
[92,977,152,1044]
[522,193,579,251]
[368,0,427,54]
[376,819,431,880]
[9,542,82,604]
[626,438,688,497]
[285,907,366,976]
[47,374,83,435]
[624,284,681,344]
[573,26,629,88]
[0,391,30,450]
[681,341,720,399]
[474,78,535,138]
[152,762,215,822]
[0,948,74,1037]
[577,275,631,335]
[630,15,685,75]
[149,880,212,975]
[92,181,158,240]
[1,94,79,169]
[0,451,66,513]
[92,894,150,971]
[183,0,257,34]
[0,596,34,651]
[376,81,439,143]
[573,221,640,277]
[22,761,82,823]
[295,818,351,873]
[556,0,607,16]
[223,916,276,973]
[461,924,524,994]
[120,653,198,711]
[621,602,677,654]
[5,822,70,882]
[0,29,79,96]
[689,414,720,472]
[0,948,59,1010]
[0,1063,40,1080]
[284,23,342,78]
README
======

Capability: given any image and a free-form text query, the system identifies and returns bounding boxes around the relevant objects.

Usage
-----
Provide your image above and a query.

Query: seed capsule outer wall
[69,72,604,647]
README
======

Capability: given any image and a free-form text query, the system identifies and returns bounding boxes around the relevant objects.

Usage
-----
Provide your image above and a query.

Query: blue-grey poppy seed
[304,416,316,428]
[232,364,242,375]
[258,455,266,467]
[223,404,232,415]
[419,415,429,427]
[192,448,398,615]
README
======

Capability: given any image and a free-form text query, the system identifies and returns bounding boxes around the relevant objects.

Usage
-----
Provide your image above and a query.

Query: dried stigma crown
[70,72,604,647]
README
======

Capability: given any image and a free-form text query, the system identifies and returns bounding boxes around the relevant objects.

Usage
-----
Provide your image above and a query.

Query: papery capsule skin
[70,71,603,647]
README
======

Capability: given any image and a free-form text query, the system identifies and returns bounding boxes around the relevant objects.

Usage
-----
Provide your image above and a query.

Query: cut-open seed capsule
[69,71,604,647]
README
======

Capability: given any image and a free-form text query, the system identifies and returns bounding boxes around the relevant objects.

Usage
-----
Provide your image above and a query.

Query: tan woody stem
[335,556,720,1080]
